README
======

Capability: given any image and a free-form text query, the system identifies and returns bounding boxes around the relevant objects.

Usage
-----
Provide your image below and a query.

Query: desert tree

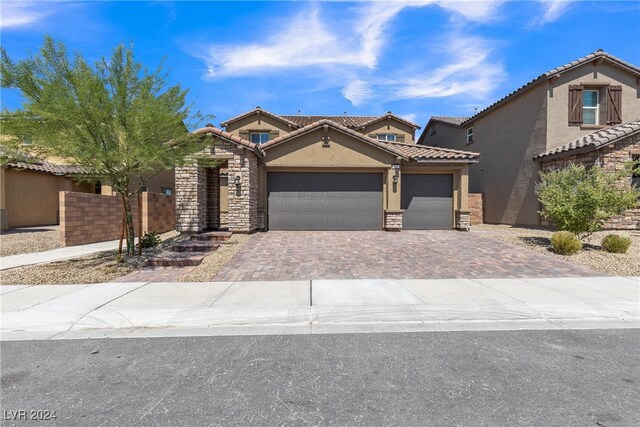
[1,36,209,255]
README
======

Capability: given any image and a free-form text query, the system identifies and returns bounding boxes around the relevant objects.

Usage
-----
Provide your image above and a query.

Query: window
[377,134,396,142]
[466,127,473,145]
[249,132,270,145]
[583,90,599,125]
[632,155,640,189]
[161,187,173,196]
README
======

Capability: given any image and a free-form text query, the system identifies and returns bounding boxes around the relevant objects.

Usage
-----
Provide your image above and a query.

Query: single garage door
[401,174,453,230]
[268,172,382,230]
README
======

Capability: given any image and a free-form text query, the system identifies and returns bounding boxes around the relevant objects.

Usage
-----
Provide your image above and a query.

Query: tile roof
[462,50,640,126]
[386,142,480,162]
[260,119,478,163]
[429,116,470,126]
[279,115,378,128]
[277,112,421,129]
[8,158,91,175]
[219,107,301,128]
[192,126,265,157]
[260,119,410,160]
[534,120,640,160]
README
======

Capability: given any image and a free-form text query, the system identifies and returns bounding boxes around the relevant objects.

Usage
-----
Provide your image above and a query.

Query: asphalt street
[1,329,639,426]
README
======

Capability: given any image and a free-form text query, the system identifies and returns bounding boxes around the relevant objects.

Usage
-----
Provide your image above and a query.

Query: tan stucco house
[175,108,480,233]
[0,150,176,231]
[419,50,640,228]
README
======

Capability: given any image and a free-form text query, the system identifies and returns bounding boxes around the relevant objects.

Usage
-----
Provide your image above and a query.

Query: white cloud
[193,0,510,107]
[0,1,47,28]
[392,36,504,99]
[401,113,418,123]
[197,1,506,79]
[435,0,505,22]
[201,7,369,78]
[533,0,573,25]
[342,79,374,106]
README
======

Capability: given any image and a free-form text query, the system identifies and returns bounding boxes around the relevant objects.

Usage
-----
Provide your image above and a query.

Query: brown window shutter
[606,85,622,124]
[568,85,584,126]
[396,134,405,143]
[239,130,249,139]
[269,130,280,140]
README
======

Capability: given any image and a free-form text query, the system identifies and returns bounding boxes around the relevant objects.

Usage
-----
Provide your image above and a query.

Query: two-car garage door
[267,172,453,230]
[268,172,383,230]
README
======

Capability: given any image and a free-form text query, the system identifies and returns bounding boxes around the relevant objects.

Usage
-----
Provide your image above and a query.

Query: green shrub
[550,231,582,255]
[601,234,632,254]
[537,163,640,239]
[140,232,161,249]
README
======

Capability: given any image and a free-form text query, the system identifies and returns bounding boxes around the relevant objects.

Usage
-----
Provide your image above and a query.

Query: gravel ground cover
[474,224,639,276]
[0,226,61,257]
[0,231,181,285]
[178,233,252,282]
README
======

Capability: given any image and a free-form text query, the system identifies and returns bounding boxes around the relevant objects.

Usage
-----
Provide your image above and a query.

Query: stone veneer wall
[455,210,471,231]
[60,191,174,247]
[540,133,640,230]
[175,162,206,232]
[468,193,484,225]
[175,139,258,233]
[206,168,220,229]
[227,149,258,233]
[384,211,403,230]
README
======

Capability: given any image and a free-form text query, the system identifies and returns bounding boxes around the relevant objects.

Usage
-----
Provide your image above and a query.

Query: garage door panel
[268,172,382,230]
[402,174,453,230]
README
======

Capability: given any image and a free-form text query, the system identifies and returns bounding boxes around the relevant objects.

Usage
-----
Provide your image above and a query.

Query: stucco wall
[264,128,397,168]
[4,169,93,228]
[546,62,640,149]
[363,120,416,143]
[101,169,175,196]
[457,85,548,225]
[225,114,294,137]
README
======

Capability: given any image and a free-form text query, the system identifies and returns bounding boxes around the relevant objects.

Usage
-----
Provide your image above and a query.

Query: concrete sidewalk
[1,276,638,341]
[0,238,134,271]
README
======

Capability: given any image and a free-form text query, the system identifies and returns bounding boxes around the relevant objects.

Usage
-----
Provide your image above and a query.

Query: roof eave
[412,158,479,164]
[261,120,410,160]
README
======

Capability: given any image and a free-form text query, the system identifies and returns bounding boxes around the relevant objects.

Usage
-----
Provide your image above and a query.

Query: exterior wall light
[393,175,399,184]
[234,175,241,186]
[391,163,400,170]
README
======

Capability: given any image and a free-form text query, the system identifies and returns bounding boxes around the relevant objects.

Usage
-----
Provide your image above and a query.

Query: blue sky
[1,1,639,130]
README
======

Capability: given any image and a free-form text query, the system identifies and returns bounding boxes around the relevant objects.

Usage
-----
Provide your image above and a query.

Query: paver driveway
[213,231,599,281]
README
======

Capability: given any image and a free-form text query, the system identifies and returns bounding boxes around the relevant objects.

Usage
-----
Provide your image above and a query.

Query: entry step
[147,252,208,267]
[190,231,233,242]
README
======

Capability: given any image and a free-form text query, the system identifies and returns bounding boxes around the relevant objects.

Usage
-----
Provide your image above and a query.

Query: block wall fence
[59,191,175,247]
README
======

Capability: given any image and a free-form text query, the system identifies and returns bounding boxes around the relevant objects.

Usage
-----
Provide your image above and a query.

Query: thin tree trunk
[138,191,143,256]
[118,209,125,257]
[120,194,136,256]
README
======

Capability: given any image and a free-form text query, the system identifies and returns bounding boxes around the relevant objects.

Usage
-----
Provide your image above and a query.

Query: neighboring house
[0,150,176,231]
[0,156,95,230]
[100,170,176,197]
[534,120,640,229]
[419,50,640,227]
[176,107,480,233]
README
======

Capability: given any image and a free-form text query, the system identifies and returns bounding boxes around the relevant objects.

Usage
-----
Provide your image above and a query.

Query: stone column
[206,168,220,229]
[384,210,403,231]
[175,161,207,232]
[227,150,258,233]
[455,210,471,231]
